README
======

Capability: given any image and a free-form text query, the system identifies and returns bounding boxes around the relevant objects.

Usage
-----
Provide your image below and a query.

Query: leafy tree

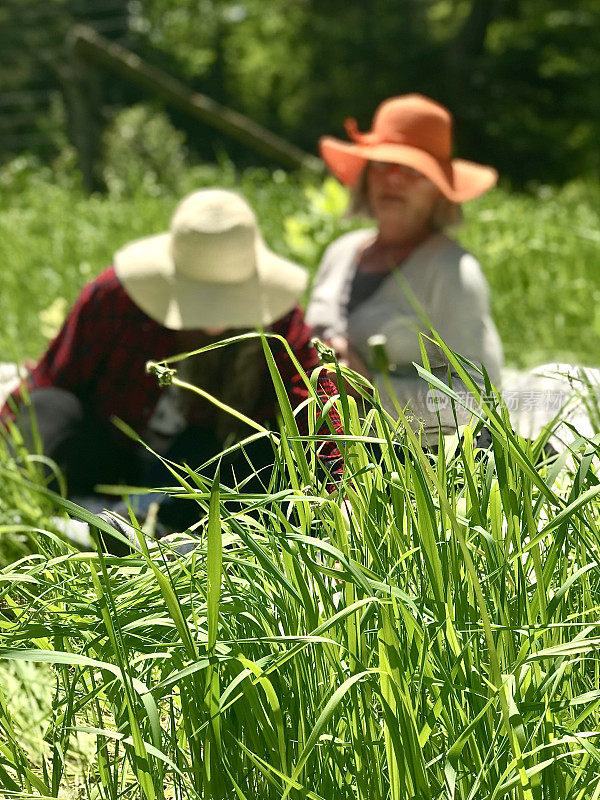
[127,0,600,182]
[2,0,599,183]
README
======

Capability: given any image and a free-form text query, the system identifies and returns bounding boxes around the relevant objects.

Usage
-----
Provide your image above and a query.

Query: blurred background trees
[1,0,599,187]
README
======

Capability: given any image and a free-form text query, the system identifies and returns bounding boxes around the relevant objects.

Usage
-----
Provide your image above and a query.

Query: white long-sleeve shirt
[306,228,504,433]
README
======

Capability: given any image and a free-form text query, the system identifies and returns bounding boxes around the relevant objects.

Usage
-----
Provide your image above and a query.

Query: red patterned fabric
[4,267,343,478]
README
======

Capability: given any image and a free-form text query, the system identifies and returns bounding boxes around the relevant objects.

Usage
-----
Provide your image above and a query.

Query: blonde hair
[349,164,463,230]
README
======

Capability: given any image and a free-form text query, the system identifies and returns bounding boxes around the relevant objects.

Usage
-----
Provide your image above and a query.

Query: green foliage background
[1,143,599,369]
[1,9,600,797]
[2,0,600,184]
[125,0,600,184]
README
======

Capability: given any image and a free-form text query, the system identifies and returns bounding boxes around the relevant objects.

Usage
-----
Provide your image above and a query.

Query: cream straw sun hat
[114,189,308,330]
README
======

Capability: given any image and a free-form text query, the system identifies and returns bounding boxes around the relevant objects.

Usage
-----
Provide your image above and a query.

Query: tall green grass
[1,339,600,799]
[1,157,600,797]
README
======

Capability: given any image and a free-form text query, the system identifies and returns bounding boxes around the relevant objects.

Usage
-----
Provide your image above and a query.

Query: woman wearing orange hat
[306,94,503,436]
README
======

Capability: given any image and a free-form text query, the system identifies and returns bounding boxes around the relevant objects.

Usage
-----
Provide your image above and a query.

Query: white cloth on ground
[0,362,27,407]
[501,362,599,450]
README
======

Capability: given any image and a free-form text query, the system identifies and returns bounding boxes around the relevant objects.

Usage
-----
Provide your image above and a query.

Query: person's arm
[304,242,341,341]
[431,251,503,386]
[306,230,372,341]
[306,231,375,397]
[2,269,119,415]
[271,307,344,481]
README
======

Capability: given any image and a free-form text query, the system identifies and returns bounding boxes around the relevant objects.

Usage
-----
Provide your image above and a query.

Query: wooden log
[69,24,324,173]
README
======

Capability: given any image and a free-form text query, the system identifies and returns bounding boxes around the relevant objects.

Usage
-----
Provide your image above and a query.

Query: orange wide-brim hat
[319,94,498,203]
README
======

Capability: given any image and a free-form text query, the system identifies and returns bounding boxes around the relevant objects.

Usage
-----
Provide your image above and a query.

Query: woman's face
[366,161,442,242]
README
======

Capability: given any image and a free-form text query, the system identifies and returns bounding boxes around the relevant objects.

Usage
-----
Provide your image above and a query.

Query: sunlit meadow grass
[1,332,600,799]
[0,156,599,366]
[1,160,600,797]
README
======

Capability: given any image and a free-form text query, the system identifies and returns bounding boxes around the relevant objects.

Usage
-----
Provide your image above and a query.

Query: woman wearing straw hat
[306,94,503,437]
[5,189,342,536]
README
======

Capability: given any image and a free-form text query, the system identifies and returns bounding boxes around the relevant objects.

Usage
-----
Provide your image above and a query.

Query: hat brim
[114,232,307,330]
[320,137,497,202]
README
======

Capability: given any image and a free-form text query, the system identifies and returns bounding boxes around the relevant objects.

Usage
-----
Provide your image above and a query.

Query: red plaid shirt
[5,268,343,477]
